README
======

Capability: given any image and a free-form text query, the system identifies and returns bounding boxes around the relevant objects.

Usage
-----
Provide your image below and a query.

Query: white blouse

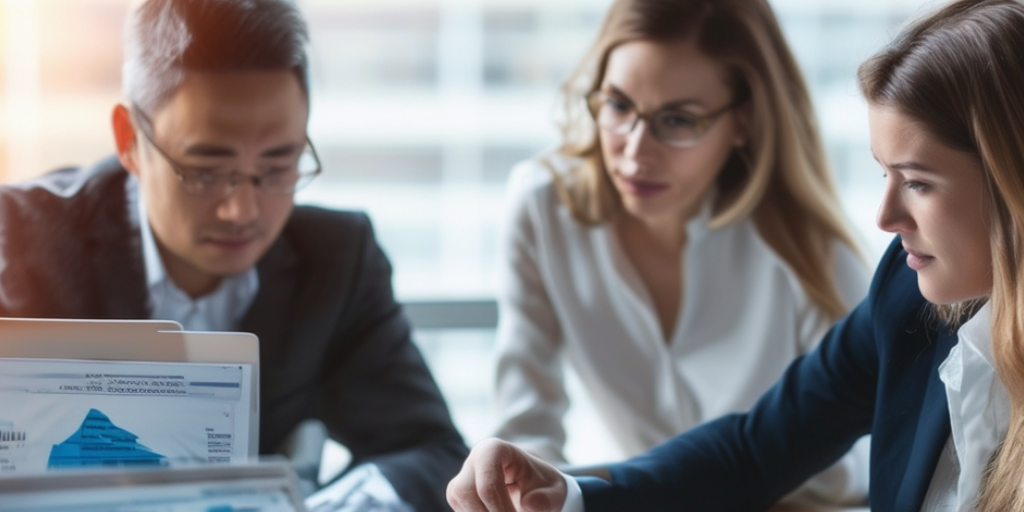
[494,156,872,504]
[922,303,1010,511]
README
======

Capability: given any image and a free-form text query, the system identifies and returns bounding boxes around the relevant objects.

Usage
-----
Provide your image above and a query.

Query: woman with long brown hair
[492,0,869,505]
[452,0,1024,510]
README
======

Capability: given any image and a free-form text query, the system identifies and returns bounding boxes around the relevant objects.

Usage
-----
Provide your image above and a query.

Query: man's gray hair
[122,0,309,115]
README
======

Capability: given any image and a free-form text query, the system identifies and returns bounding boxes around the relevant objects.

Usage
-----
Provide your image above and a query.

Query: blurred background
[0,0,940,476]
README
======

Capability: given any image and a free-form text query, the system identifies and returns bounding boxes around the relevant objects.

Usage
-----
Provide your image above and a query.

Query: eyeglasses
[586,90,746,148]
[131,107,322,197]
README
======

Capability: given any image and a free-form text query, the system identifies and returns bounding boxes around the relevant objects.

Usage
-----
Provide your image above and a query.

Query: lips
[903,245,935,271]
[617,175,669,198]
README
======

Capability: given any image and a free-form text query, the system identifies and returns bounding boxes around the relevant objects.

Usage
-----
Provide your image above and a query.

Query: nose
[216,178,260,224]
[619,117,657,176]
[876,177,914,234]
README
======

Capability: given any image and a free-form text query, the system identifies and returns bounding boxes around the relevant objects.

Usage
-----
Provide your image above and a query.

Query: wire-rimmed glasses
[131,107,321,197]
[586,90,746,148]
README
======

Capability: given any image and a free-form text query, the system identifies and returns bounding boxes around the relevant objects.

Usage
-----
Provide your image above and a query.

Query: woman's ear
[111,104,140,176]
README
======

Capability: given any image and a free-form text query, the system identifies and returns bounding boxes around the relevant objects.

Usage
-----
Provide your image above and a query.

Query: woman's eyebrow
[888,161,936,173]
[871,152,936,174]
[603,84,704,111]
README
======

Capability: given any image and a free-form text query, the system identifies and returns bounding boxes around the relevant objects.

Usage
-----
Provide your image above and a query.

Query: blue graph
[47,408,169,469]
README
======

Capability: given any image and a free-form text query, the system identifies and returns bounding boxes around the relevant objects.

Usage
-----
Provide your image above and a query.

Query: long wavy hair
[858,0,1024,509]
[547,0,860,320]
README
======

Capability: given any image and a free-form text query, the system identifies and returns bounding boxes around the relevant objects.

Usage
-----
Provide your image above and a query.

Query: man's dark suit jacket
[0,156,468,511]
[576,236,956,511]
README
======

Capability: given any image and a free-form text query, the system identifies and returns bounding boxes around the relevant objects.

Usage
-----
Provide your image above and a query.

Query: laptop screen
[0,358,253,475]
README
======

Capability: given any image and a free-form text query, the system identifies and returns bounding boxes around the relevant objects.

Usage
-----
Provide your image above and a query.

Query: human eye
[264,166,291,175]
[256,165,297,189]
[175,165,212,182]
[659,111,698,128]
[606,96,631,113]
[193,168,218,182]
[180,166,230,190]
[880,169,928,193]
[903,179,929,192]
[262,166,293,180]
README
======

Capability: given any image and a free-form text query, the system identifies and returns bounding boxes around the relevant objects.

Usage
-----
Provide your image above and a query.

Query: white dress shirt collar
[135,182,259,332]
[929,302,1009,511]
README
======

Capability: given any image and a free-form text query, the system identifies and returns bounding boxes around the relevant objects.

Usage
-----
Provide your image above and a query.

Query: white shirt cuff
[560,471,584,512]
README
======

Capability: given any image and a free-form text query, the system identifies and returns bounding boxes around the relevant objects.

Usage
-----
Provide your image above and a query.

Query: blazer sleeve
[309,214,468,512]
[782,240,873,505]
[575,239,906,511]
[492,161,571,464]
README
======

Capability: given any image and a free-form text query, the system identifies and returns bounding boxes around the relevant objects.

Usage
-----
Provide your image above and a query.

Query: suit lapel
[894,329,957,510]
[90,169,149,319]
[239,236,300,400]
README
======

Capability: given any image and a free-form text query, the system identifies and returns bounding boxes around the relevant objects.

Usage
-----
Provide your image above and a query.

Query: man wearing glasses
[0,0,466,510]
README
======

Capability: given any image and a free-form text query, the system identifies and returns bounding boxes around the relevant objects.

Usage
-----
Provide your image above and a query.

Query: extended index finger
[473,442,519,512]
[447,467,489,512]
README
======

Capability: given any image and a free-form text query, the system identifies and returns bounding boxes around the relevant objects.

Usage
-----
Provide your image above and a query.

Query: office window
[0,0,126,183]
[482,6,603,90]
[308,6,439,92]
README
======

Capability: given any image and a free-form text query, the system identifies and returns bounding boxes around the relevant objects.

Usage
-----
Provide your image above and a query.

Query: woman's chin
[917,274,990,306]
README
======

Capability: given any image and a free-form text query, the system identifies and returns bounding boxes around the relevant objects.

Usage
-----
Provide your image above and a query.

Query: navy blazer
[577,237,956,511]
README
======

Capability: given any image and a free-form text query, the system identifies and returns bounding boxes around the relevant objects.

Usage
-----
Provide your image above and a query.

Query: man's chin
[208,263,259,278]
[197,244,267,275]
[196,254,262,278]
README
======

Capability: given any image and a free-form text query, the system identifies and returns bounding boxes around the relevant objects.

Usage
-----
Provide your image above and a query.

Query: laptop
[0,458,308,512]
[0,317,259,475]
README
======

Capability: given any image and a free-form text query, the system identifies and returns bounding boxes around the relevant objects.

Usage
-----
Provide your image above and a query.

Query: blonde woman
[451,0,1024,510]
[493,0,869,505]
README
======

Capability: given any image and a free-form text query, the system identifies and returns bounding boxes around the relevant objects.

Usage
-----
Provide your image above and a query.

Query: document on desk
[0,358,253,474]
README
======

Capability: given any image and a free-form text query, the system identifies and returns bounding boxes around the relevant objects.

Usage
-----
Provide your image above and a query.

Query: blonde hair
[858,1,1024,509]
[547,0,860,320]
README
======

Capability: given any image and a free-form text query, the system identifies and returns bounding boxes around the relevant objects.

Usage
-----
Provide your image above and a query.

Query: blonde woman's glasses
[586,90,745,148]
